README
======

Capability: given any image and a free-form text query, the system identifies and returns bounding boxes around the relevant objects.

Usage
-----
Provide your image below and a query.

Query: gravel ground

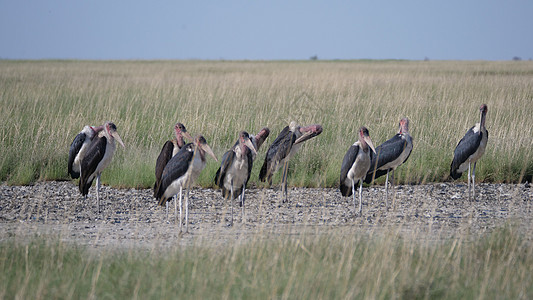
[1,181,532,249]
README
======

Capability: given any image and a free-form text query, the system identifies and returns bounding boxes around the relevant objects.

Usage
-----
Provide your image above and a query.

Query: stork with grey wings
[155,135,217,233]
[214,131,259,225]
[259,121,322,203]
[153,123,193,220]
[364,118,413,207]
[340,127,376,216]
[450,104,488,201]
[78,122,125,213]
[68,124,105,179]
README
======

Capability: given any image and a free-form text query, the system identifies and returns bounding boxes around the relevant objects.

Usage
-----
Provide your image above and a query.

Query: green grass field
[1,60,532,188]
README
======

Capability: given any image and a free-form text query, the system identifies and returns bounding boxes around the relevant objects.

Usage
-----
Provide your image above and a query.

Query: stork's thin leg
[467,162,471,201]
[173,195,177,223]
[472,162,477,201]
[352,179,357,215]
[391,169,395,209]
[385,170,389,208]
[281,160,289,203]
[241,185,246,223]
[358,180,363,216]
[166,201,169,222]
[96,174,101,213]
[178,186,183,231]
[185,189,189,233]
[230,181,234,226]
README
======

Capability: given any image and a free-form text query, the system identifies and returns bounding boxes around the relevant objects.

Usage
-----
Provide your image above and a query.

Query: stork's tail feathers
[450,168,462,180]
[154,181,166,205]
[79,176,92,196]
[157,195,168,207]
[449,161,463,180]
[339,181,354,197]
[69,170,80,179]
[259,160,268,182]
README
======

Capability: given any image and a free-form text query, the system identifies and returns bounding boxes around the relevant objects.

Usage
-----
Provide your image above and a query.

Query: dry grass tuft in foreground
[1,225,532,299]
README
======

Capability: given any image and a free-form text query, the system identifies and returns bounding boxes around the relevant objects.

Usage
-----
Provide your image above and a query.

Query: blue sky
[1,0,532,60]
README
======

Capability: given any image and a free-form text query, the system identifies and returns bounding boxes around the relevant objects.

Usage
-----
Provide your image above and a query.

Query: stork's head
[174,122,193,147]
[294,123,323,145]
[359,127,376,154]
[480,104,488,114]
[399,118,410,134]
[104,122,125,148]
[253,127,270,150]
[238,131,257,156]
[479,104,488,127]
[194,135,217,162]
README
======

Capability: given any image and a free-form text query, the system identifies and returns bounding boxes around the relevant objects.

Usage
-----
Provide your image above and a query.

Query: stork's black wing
[450,127,483,179]
[154,140,174,196]
[156,144,194,205]
[340,144,360,197]
[365,134,411,183]
[79,136,107,196]
[259,126,294,183]
[68,132,87,179]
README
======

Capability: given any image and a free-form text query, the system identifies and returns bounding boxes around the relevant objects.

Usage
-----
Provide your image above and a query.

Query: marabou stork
[155,135,217,232]
[214,131,257,225]
[259,121,323,203]
[340,127,376,216]
[79,122,125,213]
[153,123,193,220]
[364,118,413,207]
[68,124,104,179]
[450,104,488,200]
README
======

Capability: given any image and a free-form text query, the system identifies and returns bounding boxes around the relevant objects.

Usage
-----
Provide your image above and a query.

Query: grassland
[1,60,532,188]
[1,225,532,299]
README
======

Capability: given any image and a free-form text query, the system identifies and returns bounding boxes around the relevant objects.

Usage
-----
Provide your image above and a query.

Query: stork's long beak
[112,132,125,148]
[365,136,376,154]
[294,124,323,145]
[255,127,270,150]
[202,144,218,162]
[244,138,257,155]
[183,131,193,142]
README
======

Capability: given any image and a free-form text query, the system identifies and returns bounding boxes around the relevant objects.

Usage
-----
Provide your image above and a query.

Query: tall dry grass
[1,225,532,299]
[1,60,532,188]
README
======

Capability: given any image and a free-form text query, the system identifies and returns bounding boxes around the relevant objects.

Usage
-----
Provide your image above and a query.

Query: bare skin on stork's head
[238,131,257,156]
[103,122,125,148]
[398,118,409,134]
[174,122,193,148]
[193,135,218,162]
[293,122,323,145]
[359,127,376,154]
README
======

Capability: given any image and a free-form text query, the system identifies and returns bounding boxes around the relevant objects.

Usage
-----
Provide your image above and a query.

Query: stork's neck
[175,134,185,148]
[195,146,207,162]
[359,135,369,152]
[480,110,487,129]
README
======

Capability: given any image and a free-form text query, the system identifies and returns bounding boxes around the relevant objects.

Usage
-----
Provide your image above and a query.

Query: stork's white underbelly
[345,150,371,186]
[162,154,206,200]
[73,141,92,174]
[87,142,116,182]
[223,157,249,191]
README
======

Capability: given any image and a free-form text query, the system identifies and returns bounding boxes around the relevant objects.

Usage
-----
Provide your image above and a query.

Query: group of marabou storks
[68,104,488,232]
